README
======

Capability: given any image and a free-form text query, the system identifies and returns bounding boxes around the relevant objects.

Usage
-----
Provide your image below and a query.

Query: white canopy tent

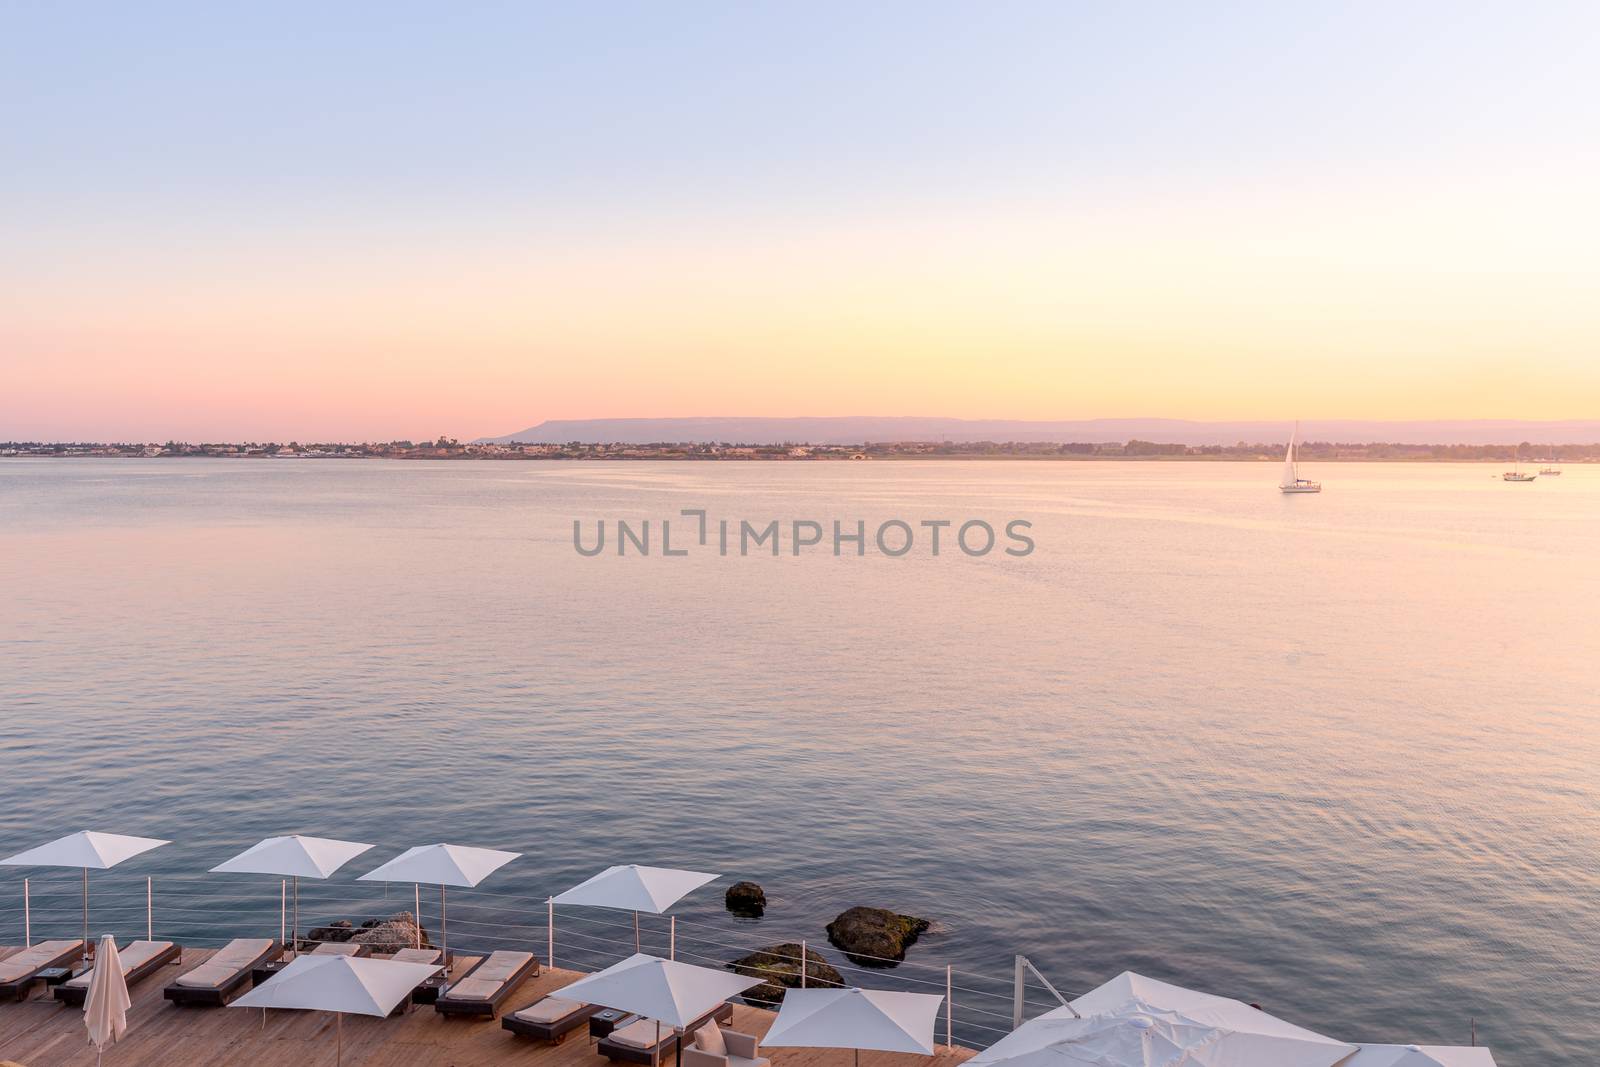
[83,934,132,1066]
[1,831,170,952]
[554,952,762,1066]
[211,835,374,957]
[1338,1045,1498,1066]
[969,971,1355,1067]
[357,843,520,960]
[763,986,946,1067]
[231,954,442,1064]
[550,864,717,959]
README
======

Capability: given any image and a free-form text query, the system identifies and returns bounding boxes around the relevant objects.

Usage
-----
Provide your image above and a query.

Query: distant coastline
[5,439,1597,462]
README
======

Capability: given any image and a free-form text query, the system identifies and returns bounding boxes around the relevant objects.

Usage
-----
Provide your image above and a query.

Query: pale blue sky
[2,2,1598,438]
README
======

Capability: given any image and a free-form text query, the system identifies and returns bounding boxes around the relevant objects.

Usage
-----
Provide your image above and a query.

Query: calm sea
[1,459,1595,1064]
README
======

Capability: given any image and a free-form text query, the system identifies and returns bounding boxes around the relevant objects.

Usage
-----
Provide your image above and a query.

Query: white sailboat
[1279,423,1321,493]
[1504,445,1537,482]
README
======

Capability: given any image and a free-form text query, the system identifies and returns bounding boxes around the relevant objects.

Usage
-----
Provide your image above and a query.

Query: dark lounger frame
[597,1001,735,1065]
[54,942,183,1006]
[501,998,602,1043]
[162,940,282,1007]
[433,952,541,1018]
[0,941,86,1002]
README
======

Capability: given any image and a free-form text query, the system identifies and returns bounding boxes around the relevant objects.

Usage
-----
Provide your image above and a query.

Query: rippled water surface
[1,459,1596,1064]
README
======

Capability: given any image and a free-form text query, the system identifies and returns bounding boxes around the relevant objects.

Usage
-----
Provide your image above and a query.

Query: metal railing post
[547,897,555,969]
[146,876,153,941]
[23,878,30,947]
[946,964,953,1046]
[1013,954,1026,1029]
[800,940,807,987]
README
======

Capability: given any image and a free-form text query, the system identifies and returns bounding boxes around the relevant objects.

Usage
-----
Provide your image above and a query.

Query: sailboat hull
[1280,483,1322,493]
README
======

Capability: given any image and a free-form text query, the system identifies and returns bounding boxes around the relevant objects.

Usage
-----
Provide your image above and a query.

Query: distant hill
[478,417,1600,447]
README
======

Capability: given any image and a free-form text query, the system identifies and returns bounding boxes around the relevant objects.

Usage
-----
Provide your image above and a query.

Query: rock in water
[301,919,354,951]
[302,912,432,954]
[728,943,843,1004]
[825,906,931,967]
[725,881,767,917]
[352,911,432,953]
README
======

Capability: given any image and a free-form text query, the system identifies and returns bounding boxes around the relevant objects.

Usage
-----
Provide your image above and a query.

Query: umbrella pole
[441,884,448,961]
[293,875,300,956]
[414,884,421,948]
[337,1012,343,1066]
[23,878,30,947]
[83,867,90,956]
[634,910,640,952]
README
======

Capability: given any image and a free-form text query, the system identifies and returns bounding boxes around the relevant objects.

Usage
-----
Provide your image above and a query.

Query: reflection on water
[1,459,1596,1064]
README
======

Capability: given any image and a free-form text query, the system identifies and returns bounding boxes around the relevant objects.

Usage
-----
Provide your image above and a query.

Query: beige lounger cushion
[612,1019,672,1049]
[313,942,362,956]
[695,1023,728,1055]
[0,940,82,982]
[392,948,441,964]
[65,941,174,988]
[441,950,532,1001]
[514,995,586,1024]
[175,938,272,988]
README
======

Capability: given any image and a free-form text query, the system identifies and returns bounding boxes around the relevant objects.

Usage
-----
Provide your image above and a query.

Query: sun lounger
[0,940,85,1002]
[598,1002,736,1065]
[391,947,442,964]
[682,1026,771,1067]
[501,994,600,1043]
[163,938,281,1006]
[310,941,371,957]
[54,940,181,1006]
[433,949,539,1018]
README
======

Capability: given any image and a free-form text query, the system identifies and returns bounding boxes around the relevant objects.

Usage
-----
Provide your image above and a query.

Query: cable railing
[0,871,1077,1049]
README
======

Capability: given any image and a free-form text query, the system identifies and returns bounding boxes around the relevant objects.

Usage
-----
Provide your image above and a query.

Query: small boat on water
[1504,447,1537,482]
[1279,423,1321,493]
[1540,463,1562,475]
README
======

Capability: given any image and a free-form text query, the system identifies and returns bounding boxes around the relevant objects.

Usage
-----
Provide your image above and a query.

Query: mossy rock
[825,906,931,967]
[728,942,843,1005]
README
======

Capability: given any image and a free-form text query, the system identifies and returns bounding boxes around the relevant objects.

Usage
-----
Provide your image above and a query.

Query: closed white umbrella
[357,843,520,960]
[83,934,131,1065]
[1,831,170,953]
[764,986,945,1067]
[211,835,373,957]
[1339,1045,1498,1066]
[230,953,442,1065]
[552,864,717,955]
[554,952,762,1066]
[969,971,1354,1067]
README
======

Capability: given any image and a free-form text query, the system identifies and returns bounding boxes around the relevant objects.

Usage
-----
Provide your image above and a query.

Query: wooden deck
[0,947,979,1067]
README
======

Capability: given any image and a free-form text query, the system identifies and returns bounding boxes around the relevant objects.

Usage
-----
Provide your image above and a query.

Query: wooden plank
[0,948,980,1067]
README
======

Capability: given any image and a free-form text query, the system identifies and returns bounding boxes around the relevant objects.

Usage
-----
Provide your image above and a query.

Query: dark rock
[825,906,931,967]
[725,881,767,917]
[301,919,354,951]
[728,943,843,1005]
[301,913,431,954]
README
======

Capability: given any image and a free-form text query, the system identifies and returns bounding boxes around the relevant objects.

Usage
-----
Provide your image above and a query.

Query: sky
[2,1,1598,441]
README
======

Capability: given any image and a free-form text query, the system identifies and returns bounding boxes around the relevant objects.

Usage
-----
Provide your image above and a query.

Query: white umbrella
[211,835,374,956]
[552,864,717,954]
[230,953,442,1065]
[970,971,1354,1067]
[356,843,520,960]
[83,934,131,1065]
[1,831,170,952]
[763,986,945,1067]
[1339,1045,1498,1066]
[555,952,762,1066]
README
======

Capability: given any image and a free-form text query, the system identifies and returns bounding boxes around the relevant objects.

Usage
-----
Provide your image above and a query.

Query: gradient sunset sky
[3,2,1598,441]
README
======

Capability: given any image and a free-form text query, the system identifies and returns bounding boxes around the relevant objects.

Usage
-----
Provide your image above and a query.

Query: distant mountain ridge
[479,417,1600,446]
